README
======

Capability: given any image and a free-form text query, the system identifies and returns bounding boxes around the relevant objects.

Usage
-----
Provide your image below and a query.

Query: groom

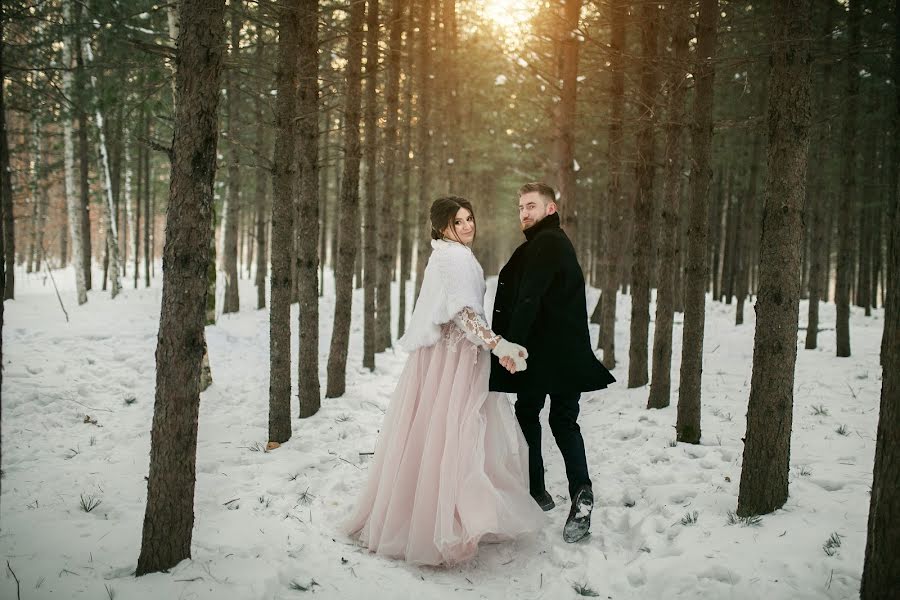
[489,182,615,543]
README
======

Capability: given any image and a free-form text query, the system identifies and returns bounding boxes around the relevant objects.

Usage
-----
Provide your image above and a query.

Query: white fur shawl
[396,239,487,352]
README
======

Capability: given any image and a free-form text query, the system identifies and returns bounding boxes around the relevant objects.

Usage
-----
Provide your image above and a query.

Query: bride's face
[442,207,476,245]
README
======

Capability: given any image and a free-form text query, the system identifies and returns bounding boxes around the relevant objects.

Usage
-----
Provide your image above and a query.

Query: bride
[344,195,545,565]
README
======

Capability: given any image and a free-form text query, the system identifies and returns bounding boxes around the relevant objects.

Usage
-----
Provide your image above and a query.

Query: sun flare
[478,0,539,37]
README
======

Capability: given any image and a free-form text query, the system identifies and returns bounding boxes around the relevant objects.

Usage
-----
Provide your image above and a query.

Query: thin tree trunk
[1,2,11,364]
[296,0,320,418]
[82,36,122,298]
[737,0,811,517]
[648,0,688,410]
[63,0,87,304]
[628,0,657,389]
[598,0,626,370]
[75,23,92,291]
[268,0,300,443]
[676,0,717,444]
[397,13,415,339]
[736,97,764,326]
[362,0,379,372]
[254,31,268,311]
[413,0,434,304]
[144,114,152,287]
[325,0,365,398]
[835,0,861,358]
[134,111,142,290]
[222,1,242,314]
[135,0,225,575]
[555,0,583,257]
[377,0,406,353]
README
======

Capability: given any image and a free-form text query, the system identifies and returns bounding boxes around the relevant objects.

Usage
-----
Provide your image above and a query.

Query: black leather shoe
[563,486,593,543]
[531,490,555,511]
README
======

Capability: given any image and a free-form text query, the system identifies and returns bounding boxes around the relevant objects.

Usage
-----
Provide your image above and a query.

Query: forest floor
[1,264,884,599]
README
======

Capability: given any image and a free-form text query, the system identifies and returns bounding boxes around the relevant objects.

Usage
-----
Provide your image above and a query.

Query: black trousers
[514,391,592,500]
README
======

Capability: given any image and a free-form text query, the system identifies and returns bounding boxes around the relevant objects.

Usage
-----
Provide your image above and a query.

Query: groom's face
[518,191,555,231]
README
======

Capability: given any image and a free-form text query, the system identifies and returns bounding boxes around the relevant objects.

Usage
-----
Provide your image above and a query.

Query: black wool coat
[489,213,616,394]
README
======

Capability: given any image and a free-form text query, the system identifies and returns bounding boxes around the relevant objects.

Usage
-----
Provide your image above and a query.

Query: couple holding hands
[344,182,615,566]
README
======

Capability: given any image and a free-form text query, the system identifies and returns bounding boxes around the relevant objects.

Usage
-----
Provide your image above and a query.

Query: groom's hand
[500,356,517,373]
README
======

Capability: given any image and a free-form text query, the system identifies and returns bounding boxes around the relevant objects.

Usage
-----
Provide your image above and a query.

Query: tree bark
[325,0,365,398]
[598,0,626,370]
[676,0,717,444]
[397,13,415,339]
[835,0,861,358]
[648,0,688,410]
[254,32,268,311]
[362,0,379,372]
[737,0,811,517]
[377,0,407,353]
[269,0,300,442]
[222,0,242,314]
[554,0,582,256]
[62,0,87,304]
[136,0,225,575]
[628,0,658,389]
[296,0,320,418]
[413,0,434,304]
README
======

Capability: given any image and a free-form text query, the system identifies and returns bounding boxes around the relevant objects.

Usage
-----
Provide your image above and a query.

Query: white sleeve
[429,245,486,325]
[452,306,501,348]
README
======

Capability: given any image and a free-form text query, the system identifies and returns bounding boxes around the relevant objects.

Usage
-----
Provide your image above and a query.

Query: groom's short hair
[518,182,557,206]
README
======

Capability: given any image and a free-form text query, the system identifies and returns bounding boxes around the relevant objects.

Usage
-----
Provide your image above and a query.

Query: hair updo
[430,195,476,242]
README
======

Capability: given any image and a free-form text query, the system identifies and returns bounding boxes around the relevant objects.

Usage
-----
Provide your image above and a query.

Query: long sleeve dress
[342,239,545,566]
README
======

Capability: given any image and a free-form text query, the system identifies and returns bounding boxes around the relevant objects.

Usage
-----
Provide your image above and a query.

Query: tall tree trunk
[554,0,582,256]
[144,114,152,288]
[628,0,657,389]
[397,14,415,339]
[133,112,142,290]
[598,0,626,370]
[362,0,379,372]
[296,0,320,418]
[268,0,300,443]
[254,31,268,311]
[861,1,900,584]
[325,0,365,398]
[737,0,811,517]
[736,93,765,326]
[26,120,44,275]
[676,0,717,444]
[62,0,87,304]
[648,0,688,410]
[835,0,861,358]
[135,0,225,575]
[222,0,242,314]
[82,36,122,298]
[377,0,406,353]
[1,1,11,388]
[413,0,433,304]
[77,70,92,291]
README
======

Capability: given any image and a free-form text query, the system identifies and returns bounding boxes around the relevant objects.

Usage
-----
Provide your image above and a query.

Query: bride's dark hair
[430,195,476,242]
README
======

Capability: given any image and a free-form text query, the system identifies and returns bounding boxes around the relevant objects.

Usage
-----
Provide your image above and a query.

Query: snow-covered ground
[1,264,884,599]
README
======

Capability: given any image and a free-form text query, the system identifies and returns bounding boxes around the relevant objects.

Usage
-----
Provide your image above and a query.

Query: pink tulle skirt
[343,325,546,566]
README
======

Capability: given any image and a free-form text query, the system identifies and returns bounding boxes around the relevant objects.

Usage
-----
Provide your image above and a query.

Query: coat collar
[523,212,561,241]
[431,238,472,252]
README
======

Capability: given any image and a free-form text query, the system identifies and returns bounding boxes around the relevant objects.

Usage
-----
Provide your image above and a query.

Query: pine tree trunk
[737,0,811,517]
[648,0,688,410]
[62,0,87,304]
[676,0,717,444]
[135,0,225,575]
[1,2,11,364]
[736,96,764,326]
[254,33,268,311]
[398,17,415,339]
[835,0,861,358]
[554,0,582,255]
[144,115,152,288]
[326,0,365,398]
[598,0,626,370]
[222,1,242,314]
[377,0,406,353]
[413,0,434,304]
[362,0,379,372]
[268,0,300,442]
[133,114,142,290]
[861,1,900,582]
[628,0,657,389]
[296,0,320,418]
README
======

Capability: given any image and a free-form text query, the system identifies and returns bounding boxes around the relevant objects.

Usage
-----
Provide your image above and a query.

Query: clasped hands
[491,338,528,374]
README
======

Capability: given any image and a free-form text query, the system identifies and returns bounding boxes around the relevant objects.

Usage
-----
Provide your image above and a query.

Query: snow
[1,264,884,599]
